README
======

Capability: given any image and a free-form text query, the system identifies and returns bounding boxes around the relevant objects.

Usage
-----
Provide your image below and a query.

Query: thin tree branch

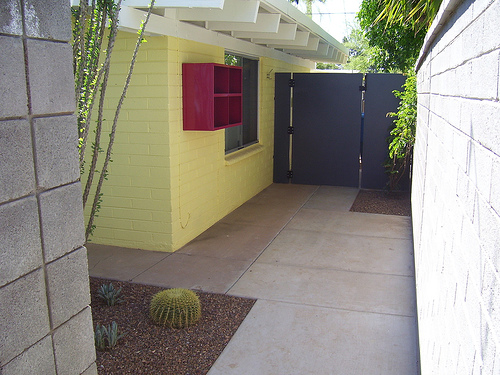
[82,0,121,208]
[86,0,156,239]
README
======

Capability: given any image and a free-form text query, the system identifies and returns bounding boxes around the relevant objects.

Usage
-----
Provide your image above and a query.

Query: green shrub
[97,283,124,306]
[94,324,107,351]
[150,288,201,329]
[385,69,417,191]
[94,321,125,351]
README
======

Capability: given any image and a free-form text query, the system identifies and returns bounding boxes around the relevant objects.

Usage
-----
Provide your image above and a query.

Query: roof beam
[177,0,260,23]
[253,30,309,46]
[284,41,329,56]
[116,0,225,7]
[278,35,319,51]
[119,6,176,35]
[207,13,280,32]
[233,23,296,40]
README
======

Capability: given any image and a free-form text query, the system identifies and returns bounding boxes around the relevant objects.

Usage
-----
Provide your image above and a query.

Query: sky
[294,0,364,43]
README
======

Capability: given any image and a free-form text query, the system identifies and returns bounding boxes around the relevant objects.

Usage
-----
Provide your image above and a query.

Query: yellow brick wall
[167,41,311,251]
[85,31,311,252]
[83,32,172,250]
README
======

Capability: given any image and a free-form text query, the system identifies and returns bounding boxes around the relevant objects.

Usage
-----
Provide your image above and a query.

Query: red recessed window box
[182,63,243,131]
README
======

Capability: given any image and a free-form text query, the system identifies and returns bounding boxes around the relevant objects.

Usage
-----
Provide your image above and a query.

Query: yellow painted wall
[86,31,310,252]
[84,32,172,250]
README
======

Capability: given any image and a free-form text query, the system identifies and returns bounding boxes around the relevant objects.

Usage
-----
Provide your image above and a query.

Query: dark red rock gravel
[350,189,411,216]
[90,278,255,375]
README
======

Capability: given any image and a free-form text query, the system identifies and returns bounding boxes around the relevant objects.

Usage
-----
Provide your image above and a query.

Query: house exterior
[84,0,348,252]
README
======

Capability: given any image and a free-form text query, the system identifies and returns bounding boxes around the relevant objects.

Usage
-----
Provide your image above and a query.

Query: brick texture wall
[413,0,500,373]
[87,33,310,252]
[0,1,96,374]
[84,32,172,250]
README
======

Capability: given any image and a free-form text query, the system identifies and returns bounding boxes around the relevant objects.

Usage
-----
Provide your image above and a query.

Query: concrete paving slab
[287,208,412,239]
[132,253,250,293]
[245,183,318,208]
[229,262,416,316]
[87,244,169,281]
[219,202,301,230]
[85,183,418,375]
[86,244,113,269]
[177,222,279,261]
[258,228,414,276]
[208,300,419,375]
[303,185,359,212]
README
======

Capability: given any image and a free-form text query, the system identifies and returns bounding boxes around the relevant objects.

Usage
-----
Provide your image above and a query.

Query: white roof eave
[71,0,348,64]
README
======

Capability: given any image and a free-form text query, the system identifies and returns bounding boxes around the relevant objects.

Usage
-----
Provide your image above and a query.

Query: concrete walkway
[87,184,419,374]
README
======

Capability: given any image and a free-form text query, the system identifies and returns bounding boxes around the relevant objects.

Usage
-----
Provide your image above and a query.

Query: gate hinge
[287,126,294,134]
[287,170,294,179]
[289,79,295,87]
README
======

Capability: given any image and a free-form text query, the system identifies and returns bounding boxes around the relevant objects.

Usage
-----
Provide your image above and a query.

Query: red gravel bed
[350,189,411,216]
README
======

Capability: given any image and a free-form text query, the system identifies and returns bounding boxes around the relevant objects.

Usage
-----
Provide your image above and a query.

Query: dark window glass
[225,53,259,153]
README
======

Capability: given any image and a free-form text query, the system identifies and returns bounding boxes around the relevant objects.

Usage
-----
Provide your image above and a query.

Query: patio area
[87,183,418,374]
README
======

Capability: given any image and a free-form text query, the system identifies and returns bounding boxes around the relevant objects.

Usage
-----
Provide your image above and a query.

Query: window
[224,53,259,153]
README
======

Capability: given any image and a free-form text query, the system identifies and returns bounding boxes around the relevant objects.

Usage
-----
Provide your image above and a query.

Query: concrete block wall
[88,32,310,252]
[413,0,500,373]
[0,1,96,374]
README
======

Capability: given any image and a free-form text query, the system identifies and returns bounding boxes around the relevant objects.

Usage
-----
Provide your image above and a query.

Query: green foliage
[94,321,125,351]
[385,70,417,191]
[358,0,428,72]
[341,22,387,73]
[375,0,443,34]
[150,288,202,329]
[315,62,341,70]
[72,0,120,161]
[97,283,124,306]
[224,54,240,66]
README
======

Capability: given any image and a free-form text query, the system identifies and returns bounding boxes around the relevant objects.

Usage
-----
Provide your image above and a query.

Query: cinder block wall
[413,0,500,372]
[0,1,96,374]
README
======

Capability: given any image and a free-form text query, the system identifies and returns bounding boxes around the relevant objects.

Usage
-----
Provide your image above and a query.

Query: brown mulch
[349,189,411,216]
[90,278,256,375]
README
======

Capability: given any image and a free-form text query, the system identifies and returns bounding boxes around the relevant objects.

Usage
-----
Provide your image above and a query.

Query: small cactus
[150,288,201,329]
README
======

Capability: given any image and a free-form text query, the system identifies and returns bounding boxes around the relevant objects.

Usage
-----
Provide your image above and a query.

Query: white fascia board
[284,41,328,56]
[117,6,314,69]
[71,0,225,7]
[111,0,225,7]
[328,47,336,59]
[177,0,259,22]
[119,6,177,36]
[260,0,347,55]
[290,45,337,61]
[207,13,280,32]
[289,47,343,64]
[331,49,339,61]
[253,30,309,46]
[233,23,296,40]
[278,35,319,51]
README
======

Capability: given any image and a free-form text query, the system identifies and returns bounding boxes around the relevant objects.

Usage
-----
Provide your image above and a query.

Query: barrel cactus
[150,288,201,328]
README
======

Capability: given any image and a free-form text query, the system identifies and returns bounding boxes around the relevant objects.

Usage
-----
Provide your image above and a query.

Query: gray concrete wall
[0,1,96,374]
[413,0,500,373]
